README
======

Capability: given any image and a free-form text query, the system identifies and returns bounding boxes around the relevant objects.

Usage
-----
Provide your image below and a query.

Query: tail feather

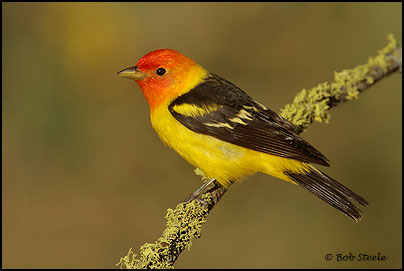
[285,168,369,222]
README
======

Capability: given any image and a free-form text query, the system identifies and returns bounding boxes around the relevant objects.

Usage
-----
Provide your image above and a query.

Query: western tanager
[117,49,368,221]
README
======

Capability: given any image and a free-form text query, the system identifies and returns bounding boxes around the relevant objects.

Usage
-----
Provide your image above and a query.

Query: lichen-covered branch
[280,34,401,134]
[117,35,401,269]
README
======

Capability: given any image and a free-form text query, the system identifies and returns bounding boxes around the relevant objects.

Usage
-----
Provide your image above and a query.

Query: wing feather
[168,73,330,166]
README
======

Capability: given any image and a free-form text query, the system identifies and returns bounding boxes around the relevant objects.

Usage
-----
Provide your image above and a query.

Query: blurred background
[2,2,402,269]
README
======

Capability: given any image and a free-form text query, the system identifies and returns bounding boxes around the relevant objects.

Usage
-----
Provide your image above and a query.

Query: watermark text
[325,252,388,262]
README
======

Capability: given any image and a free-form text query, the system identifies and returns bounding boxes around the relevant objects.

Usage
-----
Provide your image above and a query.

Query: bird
[117,49,368,222]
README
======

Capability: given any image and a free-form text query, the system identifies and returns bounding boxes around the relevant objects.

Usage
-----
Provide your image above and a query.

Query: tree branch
[117,35,401,269]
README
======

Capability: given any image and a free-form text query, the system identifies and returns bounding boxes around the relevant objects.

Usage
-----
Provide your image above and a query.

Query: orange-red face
[118,49,201,109]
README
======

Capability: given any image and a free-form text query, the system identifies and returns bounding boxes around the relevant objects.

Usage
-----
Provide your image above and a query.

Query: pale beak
[117,66,145,80]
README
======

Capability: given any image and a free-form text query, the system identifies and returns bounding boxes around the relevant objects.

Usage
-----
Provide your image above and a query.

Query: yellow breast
[150,105,264,186]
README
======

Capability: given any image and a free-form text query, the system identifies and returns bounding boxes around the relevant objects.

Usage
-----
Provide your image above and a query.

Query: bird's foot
[184,178,217,203]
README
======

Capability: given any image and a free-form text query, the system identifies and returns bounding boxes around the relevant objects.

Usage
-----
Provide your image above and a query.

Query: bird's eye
[156,67,166,76]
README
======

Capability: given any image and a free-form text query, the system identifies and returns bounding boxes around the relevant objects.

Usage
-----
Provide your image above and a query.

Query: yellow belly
[150,106,312,186]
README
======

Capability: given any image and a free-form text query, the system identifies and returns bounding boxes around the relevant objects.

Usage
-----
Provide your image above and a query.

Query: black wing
[168,73,330,166]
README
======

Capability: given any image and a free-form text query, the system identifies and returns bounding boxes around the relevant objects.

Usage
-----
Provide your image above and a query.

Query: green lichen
[194,167,208,181]
[117,248,138,269]
[280,34,399,131]
[117,186,210,269]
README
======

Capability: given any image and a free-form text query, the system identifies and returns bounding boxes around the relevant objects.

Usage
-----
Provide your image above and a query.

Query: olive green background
[2,2,402,269]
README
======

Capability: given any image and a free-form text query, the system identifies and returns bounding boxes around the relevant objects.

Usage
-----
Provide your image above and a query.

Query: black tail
[285,168,369,222]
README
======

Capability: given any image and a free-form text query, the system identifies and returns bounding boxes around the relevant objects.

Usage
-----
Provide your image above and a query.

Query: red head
[118,49,206,110]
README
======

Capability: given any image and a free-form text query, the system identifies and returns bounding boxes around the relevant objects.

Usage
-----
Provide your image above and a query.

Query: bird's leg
[205,179,224,194]
[184,178,216,202]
